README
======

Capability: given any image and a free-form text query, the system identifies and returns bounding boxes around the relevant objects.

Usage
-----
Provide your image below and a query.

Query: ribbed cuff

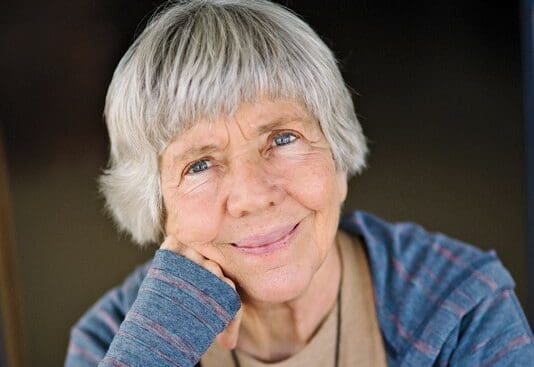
[101,249,240,367]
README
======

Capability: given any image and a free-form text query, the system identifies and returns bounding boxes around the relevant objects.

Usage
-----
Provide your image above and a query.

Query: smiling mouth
[232,222,300,255]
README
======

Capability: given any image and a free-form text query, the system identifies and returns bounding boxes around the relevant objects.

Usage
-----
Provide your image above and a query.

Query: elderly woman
[65,1,533,366]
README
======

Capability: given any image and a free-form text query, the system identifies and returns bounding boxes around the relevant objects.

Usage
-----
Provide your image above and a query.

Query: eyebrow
[177,116,308,163]
[177,144,221,164]
[255,117,296,135]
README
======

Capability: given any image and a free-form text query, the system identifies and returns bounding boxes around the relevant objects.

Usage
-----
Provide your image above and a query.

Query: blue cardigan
[65,211,534,366]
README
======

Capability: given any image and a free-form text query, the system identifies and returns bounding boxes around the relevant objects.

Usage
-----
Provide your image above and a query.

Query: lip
[232,223,299,255]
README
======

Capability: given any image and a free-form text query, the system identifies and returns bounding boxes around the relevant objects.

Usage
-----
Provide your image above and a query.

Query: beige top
[201,231,387,366]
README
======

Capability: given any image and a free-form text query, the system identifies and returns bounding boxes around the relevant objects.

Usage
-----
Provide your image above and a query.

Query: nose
[225,156,285,218]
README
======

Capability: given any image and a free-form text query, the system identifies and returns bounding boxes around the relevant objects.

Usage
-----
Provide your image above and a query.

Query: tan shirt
[201,231,387,366]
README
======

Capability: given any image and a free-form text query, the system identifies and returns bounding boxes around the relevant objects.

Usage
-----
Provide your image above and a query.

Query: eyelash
[271,131,298,147]
[184,131,299,176]
[186,159,212,175]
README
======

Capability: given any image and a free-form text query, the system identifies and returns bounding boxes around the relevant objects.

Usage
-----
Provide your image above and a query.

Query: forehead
[163,99,317,160]
[230,99,313,129]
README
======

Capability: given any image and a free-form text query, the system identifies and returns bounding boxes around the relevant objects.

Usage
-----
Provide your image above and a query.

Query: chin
[240,264,314,304]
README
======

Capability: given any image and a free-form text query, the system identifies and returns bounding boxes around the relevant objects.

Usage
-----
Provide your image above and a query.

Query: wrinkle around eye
[177,176,213,197]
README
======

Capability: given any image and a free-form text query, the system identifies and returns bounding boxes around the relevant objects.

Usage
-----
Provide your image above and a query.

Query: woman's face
[160,99,347,304]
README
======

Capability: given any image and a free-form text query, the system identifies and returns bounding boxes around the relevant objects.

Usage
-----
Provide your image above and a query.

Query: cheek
[270,147,342,210]
[269,147,343,263]
[163,180,222,245]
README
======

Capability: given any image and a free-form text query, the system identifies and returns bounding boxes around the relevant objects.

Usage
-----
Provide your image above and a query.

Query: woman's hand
[160,236,243,350]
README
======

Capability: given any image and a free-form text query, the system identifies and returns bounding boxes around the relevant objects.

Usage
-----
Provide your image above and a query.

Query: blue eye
[272,132,297,147]
[187,159,210,174]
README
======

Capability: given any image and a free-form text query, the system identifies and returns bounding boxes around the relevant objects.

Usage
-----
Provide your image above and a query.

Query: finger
[216,306,243,350]
[160,237,236,288]
[160,236,205,265]
[220,274,237,290]
[180,245,206,264]
[202,259,224,278]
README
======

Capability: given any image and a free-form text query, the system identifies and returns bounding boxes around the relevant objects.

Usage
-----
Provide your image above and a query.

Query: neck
[236,236,342,362]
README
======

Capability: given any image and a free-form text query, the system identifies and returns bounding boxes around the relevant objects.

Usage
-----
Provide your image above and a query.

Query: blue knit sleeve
[65,249,241,367]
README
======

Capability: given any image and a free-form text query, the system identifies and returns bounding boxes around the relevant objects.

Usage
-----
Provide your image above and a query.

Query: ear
[335,170,348,204]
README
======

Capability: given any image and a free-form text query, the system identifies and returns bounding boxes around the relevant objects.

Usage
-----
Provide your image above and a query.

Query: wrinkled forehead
[209,98,317,137]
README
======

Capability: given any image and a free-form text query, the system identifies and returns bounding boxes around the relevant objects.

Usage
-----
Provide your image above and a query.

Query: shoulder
[340,210,513,291]
[340,211,530,365]
[340,211,511,294]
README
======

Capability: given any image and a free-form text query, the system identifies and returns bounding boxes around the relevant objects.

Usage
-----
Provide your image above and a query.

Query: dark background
[0,1,529,366]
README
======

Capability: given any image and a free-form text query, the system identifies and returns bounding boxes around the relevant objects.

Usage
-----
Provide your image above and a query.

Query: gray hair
[100,0,368,246]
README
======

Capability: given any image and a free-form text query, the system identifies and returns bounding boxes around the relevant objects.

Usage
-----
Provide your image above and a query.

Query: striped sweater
[65,211,534,366]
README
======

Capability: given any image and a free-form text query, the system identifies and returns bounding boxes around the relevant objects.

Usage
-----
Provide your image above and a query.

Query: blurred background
[0,0,532,366]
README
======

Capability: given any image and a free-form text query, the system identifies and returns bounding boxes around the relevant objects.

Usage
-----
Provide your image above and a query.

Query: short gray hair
[100,0,368,246]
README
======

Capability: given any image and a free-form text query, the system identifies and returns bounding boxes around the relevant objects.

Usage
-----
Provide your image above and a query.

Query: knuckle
[180,246,196,257]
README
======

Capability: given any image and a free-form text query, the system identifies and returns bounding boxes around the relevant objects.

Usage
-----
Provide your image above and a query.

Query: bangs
[106,1,338,158]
